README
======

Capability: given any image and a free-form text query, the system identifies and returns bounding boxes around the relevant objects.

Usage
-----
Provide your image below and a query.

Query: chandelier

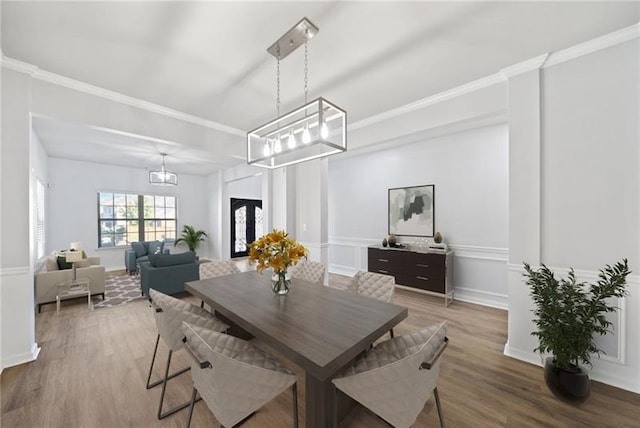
[149,153,178,185]
[247,18,347,169]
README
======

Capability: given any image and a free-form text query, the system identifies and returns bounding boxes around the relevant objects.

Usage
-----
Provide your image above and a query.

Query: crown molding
[545,22,640,68]
[350,73,506,131]
[500,53,550,78]
[0,55,245,138]
[0,56,38,75]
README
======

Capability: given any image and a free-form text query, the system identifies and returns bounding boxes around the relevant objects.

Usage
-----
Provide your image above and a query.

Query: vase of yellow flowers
[248,229,308,295]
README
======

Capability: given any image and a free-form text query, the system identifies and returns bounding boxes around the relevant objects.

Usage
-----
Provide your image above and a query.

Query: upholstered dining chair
[289,260,326,286]
[198,260,241,308]
[332,321,448,428]
[347,271,396,337]
[199,259,241,279]
[147,289,229,420]
[182,322,299,428]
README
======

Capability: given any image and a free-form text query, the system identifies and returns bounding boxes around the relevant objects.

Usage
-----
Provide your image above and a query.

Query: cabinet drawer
[400,275,445,293]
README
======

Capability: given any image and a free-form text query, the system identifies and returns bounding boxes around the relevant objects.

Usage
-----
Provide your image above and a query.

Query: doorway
[230,198,263,258]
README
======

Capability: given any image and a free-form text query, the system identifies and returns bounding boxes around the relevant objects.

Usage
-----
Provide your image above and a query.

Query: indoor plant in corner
[174,225,207,258]
[523,259,630,403]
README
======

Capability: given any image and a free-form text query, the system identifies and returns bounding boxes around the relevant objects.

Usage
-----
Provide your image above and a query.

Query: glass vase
[271,270,291,295]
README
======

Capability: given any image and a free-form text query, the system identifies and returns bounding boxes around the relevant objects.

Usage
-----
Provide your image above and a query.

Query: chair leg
[389,328,394,338]
[200,300,205,308]
[292,383,298,428]
[332,385,338,428]
[186,387,198,428]
[434,387,445,428]
[157,350,193,419]
[146,334,190,389]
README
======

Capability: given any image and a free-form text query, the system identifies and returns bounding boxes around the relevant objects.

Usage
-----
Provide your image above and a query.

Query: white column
[501,55,548,365]
[295,158,328,284]
[1,68,39,369]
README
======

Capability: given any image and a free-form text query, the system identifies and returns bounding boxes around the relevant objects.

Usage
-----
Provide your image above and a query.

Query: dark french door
[230,198,263,258]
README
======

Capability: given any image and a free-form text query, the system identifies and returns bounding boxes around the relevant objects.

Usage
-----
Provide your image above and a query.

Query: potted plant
[174,225,207,257]
[523,259,630,403]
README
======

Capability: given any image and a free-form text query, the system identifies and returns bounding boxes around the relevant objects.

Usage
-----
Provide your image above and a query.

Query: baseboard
[2,342,41,370]
[503,343,640,394]
[503,342,543,367]
[454,287,508,310]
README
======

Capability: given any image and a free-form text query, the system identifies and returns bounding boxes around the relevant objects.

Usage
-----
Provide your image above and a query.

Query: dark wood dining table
[185,270,408,428]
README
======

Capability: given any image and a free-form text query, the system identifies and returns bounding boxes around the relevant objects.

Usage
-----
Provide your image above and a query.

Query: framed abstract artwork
[388,184,435,237]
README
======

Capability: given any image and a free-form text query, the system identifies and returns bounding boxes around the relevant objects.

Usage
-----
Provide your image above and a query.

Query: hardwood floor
[2,272,639,427]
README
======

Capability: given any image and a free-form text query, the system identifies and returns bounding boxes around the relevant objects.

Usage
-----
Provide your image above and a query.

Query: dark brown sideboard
[368,246,454,306]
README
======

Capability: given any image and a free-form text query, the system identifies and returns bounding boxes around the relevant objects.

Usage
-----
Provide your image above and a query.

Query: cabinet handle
[417,264,429,268]
[378,270,389,274]
[378,259,389,262]
[416,276,429,281]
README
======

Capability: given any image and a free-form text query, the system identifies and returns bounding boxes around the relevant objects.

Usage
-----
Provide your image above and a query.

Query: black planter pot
[544,357,590,404]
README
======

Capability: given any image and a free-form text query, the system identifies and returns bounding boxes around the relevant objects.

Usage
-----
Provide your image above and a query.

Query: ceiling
[3,1,639,175]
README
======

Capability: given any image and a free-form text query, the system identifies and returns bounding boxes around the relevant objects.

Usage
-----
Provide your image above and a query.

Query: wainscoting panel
[0,266,40,370]
[505,263,640,393]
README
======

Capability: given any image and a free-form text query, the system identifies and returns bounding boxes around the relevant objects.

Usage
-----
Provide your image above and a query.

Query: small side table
[56,278,92,313]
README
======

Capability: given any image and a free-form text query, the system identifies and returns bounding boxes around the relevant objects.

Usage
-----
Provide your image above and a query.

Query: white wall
[328,124,509,306]
[47,158,209,270]
[505,37,640,393]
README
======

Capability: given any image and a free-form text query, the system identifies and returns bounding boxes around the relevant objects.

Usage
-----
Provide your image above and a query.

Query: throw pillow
[57,255,73,270]
[46,254,59,271]
[148,241,163,256]
[131,241,147,258]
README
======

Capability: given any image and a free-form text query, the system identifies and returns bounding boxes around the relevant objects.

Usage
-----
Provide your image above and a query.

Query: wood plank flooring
[2,272,639,427]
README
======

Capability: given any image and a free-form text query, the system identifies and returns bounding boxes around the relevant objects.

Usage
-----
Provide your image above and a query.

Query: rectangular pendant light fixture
[247,18,347,169]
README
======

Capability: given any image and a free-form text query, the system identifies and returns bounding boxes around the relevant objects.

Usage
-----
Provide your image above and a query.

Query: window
[98,192,177,247]
[35,179,46,259]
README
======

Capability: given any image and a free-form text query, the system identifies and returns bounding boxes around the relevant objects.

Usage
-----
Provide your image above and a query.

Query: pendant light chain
[304,30,309,104]
[276,46,281,118]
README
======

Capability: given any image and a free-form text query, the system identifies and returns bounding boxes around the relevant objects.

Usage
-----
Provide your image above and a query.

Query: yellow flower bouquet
[248,229,307,294]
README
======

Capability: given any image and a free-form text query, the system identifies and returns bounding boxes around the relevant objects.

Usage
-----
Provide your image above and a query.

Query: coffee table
[56,278,92,313]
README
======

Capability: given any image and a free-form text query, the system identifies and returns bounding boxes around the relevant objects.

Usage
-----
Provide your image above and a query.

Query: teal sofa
[124,240,169,275]
[139,251,199,296]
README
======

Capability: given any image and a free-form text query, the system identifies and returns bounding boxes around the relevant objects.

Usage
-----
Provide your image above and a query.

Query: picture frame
[388,184,435,237]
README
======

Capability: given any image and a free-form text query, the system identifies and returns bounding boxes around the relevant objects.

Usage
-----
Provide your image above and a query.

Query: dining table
[185,270,408,428]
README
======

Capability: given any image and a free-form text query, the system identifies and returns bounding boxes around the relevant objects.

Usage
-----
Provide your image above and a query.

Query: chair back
[347,271,395,303]
[182,322,296,428]
[149,289,227,351]
[290,260,325,286]
[199,259,240,279]
[333,321,447,428]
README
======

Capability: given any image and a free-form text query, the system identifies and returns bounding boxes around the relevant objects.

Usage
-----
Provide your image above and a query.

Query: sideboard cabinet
[367,246,454,305]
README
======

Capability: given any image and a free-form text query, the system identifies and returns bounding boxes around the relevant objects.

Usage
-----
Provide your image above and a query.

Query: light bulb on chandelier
[288,130,297,149]
[263,142,271,157]
[320,121,329,139]
[274,136,283,153]
[302,124,311,144]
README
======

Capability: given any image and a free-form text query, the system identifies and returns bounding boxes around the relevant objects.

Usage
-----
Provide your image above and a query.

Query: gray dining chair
[147,289,229,420]
[347,270,396,337]
[332,321,448,428]
[289,260,326,286]
[198,260,241,308]
[199,259,241,279]
[182,321,299,428]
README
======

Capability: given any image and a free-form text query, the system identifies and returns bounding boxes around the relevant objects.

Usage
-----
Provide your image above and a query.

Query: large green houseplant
[174,225,207,255]
[523,259,630,403]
